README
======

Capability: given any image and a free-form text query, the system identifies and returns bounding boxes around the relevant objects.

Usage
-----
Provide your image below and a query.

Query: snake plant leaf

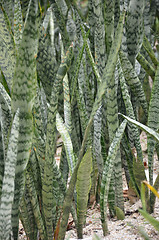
[56,112,76,175]
[133,157,147,192]
[63,71,72,134]
[81,26,101,84]
[119,114,159,142]
[0,108,19,239]
[59,11,126,240]
[139,209,159,232]
[0,0,14,27]
[0,6,15,92]
[94,107,103,176]
[90,11,125,120]
[100,119,127,235]
[42,42,74,240]
[50,0,69,48]
[20,189,38,240]
[11,0,39,238]
[21,0,30,21]
[94,0,106,76]
[25,164,46,240]
[0,83,12,153]
[119,50,148,120]
[37,7,57,103]
[147,65,159,187]
[118,58,143,161]
[143,35,159,67]
[115,206,125,220]
[14,0,23,50]
[143,181,159,199]
[76,147,92,239]
[126,0,145,66]
[149,174,159,212]
[104,0,114,54]
[0,119,4,201]
[12,0,39,113]
[136,52,155,80]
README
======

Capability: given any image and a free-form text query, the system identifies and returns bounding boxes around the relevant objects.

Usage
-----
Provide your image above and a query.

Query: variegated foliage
[0,0,159,240]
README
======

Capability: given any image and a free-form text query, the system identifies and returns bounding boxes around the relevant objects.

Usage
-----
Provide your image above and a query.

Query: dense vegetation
[0,0,159,239]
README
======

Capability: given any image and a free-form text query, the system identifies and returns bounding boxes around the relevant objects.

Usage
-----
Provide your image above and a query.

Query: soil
[19,131,159,240]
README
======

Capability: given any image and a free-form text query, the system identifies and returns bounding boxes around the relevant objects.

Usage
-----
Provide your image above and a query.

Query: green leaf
[11,0,39,238]
[0,83,12,152]
[25,164,46,240]
[12,0,39,113]
[136,52,155,80]
[118,58,143,161]
[143,35,159,67]
[119,50,148,120]
[126,0,145,66]
[0,6,15,91]
[147,65,159,186]
[76,148,92,239]
[0,109,19,239]
[139,209,159,232]
[20,190,38,240]
[133,158,147,191]
[56,112,76,175]
[42,42,74,239]
[115,206,125,220]
[58,11,126,240]
[14,0,23,49]
[119,114,159,143]
[0,121,4,201]
[100,120,127,235]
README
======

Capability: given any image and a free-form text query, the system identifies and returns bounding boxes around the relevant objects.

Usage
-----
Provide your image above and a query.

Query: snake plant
[0,0,159,240]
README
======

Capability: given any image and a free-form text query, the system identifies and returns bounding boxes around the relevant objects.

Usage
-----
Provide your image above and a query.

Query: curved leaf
[119,114,159,142]
[0,109,19,239]
[56,112,76,175]
[100,120,127,235]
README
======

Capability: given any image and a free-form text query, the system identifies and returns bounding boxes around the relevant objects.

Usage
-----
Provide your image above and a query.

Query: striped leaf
[100,120,127,235]
[136,52,155,80]
[120,114,159,142]
[119,50,148,119]
[147,65,159,210]
[0,109,19,239]
[143,35,159,67]
[42,42,74,240]
[0,0,14,27]
[56,112,76,175]
[0,83,12,154]
[25,164,46,240]
[126,0,145,66]
[11,0,39,238]
[14,0,23,50]
[76,148,92,239]
[37,7,57,103]
[20,190,38,240]
[104,0,115,54]
[59,10,125,240]
[0,6,15,92]
[0,119,4,201]
[118,58,143,161]
[12,0,38,113]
